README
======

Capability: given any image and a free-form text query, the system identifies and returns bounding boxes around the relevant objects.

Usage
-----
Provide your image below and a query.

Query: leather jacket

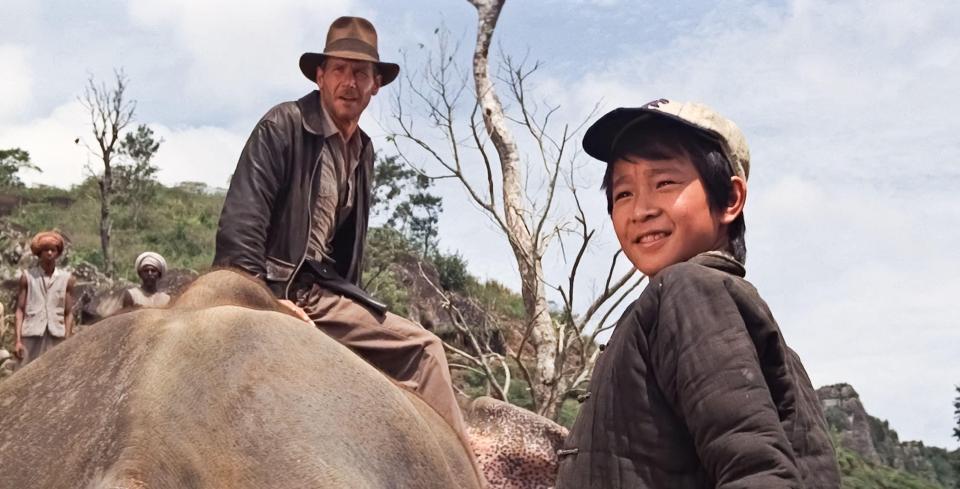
[214,90,373,299]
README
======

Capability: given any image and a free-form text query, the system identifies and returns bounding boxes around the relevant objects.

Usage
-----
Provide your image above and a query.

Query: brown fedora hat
[299,16,400,86]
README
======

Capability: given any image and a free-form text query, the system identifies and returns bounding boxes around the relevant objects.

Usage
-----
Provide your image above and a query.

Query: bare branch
[418,262,509,401]
[589,275,646,344]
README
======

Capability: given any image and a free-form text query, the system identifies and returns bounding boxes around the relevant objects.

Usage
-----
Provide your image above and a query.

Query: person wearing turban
[122,252,171,309]
[13,230,76,366]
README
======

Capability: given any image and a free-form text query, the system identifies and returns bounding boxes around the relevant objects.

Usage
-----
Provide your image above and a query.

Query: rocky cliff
[818,383,958,488]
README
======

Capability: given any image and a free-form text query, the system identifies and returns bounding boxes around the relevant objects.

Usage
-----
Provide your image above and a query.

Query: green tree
[954,386,960,489]
[0,148,41,187]
[115,124,162,228]
[371,154,414,211]
[391,184,442,256]
[954,385,959,441]
[432,250,469,292]
[371,154,442,256]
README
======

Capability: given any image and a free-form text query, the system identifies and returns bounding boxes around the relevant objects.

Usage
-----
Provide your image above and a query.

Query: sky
[1,0,958,449]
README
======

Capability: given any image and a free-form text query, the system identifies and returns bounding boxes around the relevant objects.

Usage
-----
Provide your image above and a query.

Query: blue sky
[2,0,958,449]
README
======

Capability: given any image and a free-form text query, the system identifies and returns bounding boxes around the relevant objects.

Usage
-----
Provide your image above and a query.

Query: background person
[122,251,171,309]
[13,231,76,367]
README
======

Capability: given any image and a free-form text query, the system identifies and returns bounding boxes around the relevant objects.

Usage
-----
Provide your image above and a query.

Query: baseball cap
[582,98,750,180]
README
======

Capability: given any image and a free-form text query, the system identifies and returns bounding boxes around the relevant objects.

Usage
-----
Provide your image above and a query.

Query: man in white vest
[13,231,76,367]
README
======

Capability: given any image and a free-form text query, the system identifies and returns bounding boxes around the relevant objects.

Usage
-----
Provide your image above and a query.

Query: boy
[555,99,840,488]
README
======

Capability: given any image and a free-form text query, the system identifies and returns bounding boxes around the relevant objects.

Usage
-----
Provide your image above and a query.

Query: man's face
[316,57,381,130]
[610,153,728,276]
[37,245,60,263]
[138,265,160,285]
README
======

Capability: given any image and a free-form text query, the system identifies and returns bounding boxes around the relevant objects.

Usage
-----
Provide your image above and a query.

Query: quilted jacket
[556,252,840,489]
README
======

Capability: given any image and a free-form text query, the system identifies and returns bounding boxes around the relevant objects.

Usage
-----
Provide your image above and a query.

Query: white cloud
[0,44,33,123]
[0,101,89,187]
[149,124,246,188]
[125,0,366,116]
[0,99,247,190]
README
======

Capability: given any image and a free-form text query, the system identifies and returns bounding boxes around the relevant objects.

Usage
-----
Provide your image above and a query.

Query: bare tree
[79,70,135,277]
[390,0,643,419]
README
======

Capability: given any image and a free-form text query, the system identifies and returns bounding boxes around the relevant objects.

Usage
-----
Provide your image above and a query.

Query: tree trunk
[467,0,560,418]
[99,159,113,277]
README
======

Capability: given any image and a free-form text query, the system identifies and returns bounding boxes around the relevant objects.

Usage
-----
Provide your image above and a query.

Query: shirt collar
[688,250,746,277]
[319,99,340,138]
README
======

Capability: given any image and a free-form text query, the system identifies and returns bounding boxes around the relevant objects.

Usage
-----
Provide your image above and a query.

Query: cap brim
[299,52,400,86]
[582,106,722,163]
[582,108,654,163]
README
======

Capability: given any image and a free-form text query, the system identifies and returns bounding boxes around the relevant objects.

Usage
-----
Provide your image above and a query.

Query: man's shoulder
[259,99,304,127]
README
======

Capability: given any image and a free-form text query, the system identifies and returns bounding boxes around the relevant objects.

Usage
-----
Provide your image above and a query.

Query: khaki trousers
[297,285,468,437]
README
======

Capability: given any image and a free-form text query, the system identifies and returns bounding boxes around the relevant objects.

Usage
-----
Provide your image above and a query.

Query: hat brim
[582,107,719,163]
[299,52,400,86]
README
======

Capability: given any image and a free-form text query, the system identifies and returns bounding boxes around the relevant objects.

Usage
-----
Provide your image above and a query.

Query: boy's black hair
[601,117,747,263]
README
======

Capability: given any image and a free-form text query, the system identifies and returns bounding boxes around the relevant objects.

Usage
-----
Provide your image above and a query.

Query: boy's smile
[610,154,730,276]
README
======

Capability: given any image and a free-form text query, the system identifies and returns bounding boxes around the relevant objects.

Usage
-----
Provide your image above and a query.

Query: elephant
[0,270,565,488]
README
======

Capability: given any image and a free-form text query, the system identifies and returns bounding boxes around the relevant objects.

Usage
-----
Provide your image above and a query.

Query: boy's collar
[688,251,745,277]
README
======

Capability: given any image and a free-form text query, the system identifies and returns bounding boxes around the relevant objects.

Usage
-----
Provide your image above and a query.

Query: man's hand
[278,299,312,324]
[13,341,25,361]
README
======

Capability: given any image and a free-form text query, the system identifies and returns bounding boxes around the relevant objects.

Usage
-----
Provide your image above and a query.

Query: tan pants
[297,285,468,437]
[18,331,64,369]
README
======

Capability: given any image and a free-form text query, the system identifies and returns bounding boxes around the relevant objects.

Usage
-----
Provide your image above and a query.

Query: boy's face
[610,152,729,276]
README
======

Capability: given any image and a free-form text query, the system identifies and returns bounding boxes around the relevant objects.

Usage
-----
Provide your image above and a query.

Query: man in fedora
[214,17,467,436]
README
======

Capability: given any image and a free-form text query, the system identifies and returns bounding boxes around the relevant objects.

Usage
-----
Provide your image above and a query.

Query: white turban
[135,251,167,277]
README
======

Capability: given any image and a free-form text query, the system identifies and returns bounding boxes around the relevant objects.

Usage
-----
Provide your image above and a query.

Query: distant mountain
[818,383,958,488]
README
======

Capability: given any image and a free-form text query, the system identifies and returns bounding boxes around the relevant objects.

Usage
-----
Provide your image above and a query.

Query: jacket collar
[688,250,746,277]
[298,90,330,137]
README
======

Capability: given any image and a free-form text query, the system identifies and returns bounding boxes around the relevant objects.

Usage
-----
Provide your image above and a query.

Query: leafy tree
[371,154,442,256]
[115,124,162,228]
[371,154,414,211]
[391,185,442,256]
[0,148,41,187]
[432,251,469,292]
[954,385,959,442]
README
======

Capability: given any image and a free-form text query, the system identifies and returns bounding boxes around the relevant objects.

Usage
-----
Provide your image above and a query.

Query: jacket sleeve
[649,266,802,488]
[213,118,288,279]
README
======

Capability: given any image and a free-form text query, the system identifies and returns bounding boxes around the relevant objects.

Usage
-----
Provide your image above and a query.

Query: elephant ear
[463,396,568,489]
